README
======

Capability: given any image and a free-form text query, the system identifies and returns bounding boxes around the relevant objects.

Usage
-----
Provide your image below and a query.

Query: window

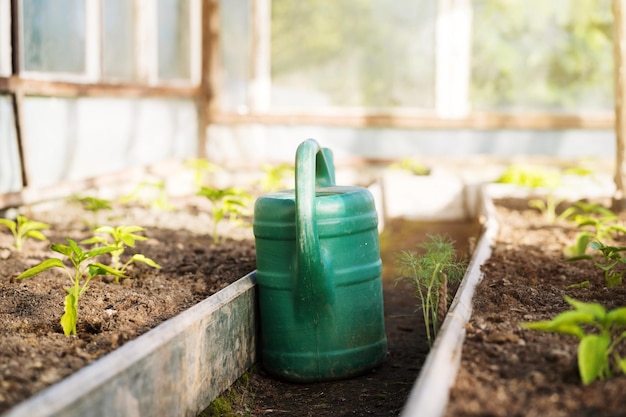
[219,0,252,112]
[218,0,614,127]
[22,0,86,74]
[19,0,200,85]
[0,0,12,77]
[157,0,192,81]
[471,0,613,111]
[102,0,137,81]
[269,0,437,109]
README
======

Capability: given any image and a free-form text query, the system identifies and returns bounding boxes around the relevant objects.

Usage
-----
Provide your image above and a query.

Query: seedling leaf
[565,280,590,289]
[578,334,610,385]
[86,245,119,258]
[0,218,16,234]
[89,263,127,279]
[25,230,47,241]
[129,254,161,269]
[61,292,79,336]
[607,307,626,325]
[521,310,593,338]
[17,258,65,279]
[67,238,83,257]
[51,243,73,257]
[564,295,606,319]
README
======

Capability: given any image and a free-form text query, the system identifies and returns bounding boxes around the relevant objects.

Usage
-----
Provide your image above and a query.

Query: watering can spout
[295,139,335,307]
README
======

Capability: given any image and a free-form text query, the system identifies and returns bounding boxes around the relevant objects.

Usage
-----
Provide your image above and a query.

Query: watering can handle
[295,139,335,307]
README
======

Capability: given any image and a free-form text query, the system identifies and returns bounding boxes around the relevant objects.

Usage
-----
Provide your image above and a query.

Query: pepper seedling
[77,196,113,227]
[558,202,625,257]
[197,186,252,244]
[522,296,626,385]
[389,158,430,176]
[17,238,125,336]
[184,158,220,189]
[119,181,174,211]
[496,164,565,224]
[0,215,50,251]
[565,240,626,287]
[260,163,295,192]
[81,225,161,283]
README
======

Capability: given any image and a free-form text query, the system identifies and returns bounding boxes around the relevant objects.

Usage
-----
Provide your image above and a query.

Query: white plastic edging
[400,186,499,417]
[1,272,258,417]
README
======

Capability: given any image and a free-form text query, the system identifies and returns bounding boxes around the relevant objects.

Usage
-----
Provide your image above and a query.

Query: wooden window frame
[206,0,615,131]
[0,0,206,193]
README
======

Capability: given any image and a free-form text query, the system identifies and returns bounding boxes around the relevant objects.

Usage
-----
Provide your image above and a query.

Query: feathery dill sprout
[395,234,467,347]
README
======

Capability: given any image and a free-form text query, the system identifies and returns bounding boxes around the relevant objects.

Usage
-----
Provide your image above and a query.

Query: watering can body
[253,139,387,382]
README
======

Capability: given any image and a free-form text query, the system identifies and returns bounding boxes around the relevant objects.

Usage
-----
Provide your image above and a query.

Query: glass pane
[471,0,614,111]
[0,0,11,76]
[270,0,436,108]
[22,0,86,73]
[219,0,251,112]
[157,0,191,80]
[102,0,136,81]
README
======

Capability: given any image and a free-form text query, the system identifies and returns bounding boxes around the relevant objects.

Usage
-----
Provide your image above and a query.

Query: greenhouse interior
[2,1,626,417]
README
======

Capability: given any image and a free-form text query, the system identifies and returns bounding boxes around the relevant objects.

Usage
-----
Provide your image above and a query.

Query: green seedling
[395,234,467,347]
[120,181,174,211]
[497,165,564,224]
[389,158,430,176]
[565,240,626,287]
[563,166,596,177]
[77,196,113,227]
[17,238,125,336]
[528,194,567,224]
[559,201,615,222]
[81,225,160,282]
[0,215,50,251]
[197,187,252,244]
[260,163,295,192]
[184,158,220,188]
[560,202,625,256]
[568,216,626,257]
[522,296,626,385]
[566,280,591,289]
[496,164,562,189]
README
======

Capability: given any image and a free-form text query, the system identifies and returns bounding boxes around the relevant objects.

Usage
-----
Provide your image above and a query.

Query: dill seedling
[395,234,467,347]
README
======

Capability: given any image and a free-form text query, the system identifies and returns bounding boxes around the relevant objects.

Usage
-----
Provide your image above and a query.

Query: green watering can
[253,138,387,382]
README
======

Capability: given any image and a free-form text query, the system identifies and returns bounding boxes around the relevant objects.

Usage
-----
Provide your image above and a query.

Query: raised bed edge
[1,272,258,417]
[400,185,499,417]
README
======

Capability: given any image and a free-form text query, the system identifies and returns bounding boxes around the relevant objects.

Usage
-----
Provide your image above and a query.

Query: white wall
[21,97,198,187]
[0,95,22,193]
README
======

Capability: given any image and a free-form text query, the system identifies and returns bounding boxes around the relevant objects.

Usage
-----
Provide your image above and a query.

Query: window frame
[208,0,615,130]
[15,0,201,87]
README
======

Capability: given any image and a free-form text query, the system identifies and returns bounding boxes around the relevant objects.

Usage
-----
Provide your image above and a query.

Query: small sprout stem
[395,234,466,347]
[0,215,50,251]
[17,238,126,336]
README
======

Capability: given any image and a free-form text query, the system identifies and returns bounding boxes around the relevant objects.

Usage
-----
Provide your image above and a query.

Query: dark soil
[0,196,256,414]
[446,198,626,417]
[217,218,481,417]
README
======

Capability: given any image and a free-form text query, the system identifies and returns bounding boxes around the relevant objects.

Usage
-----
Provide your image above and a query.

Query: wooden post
[198,0,220,159]
[613,0,626,211]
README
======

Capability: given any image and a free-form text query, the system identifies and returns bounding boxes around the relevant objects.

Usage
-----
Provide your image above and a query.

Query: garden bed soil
[0,196,256,414]
[446,197,626,417]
